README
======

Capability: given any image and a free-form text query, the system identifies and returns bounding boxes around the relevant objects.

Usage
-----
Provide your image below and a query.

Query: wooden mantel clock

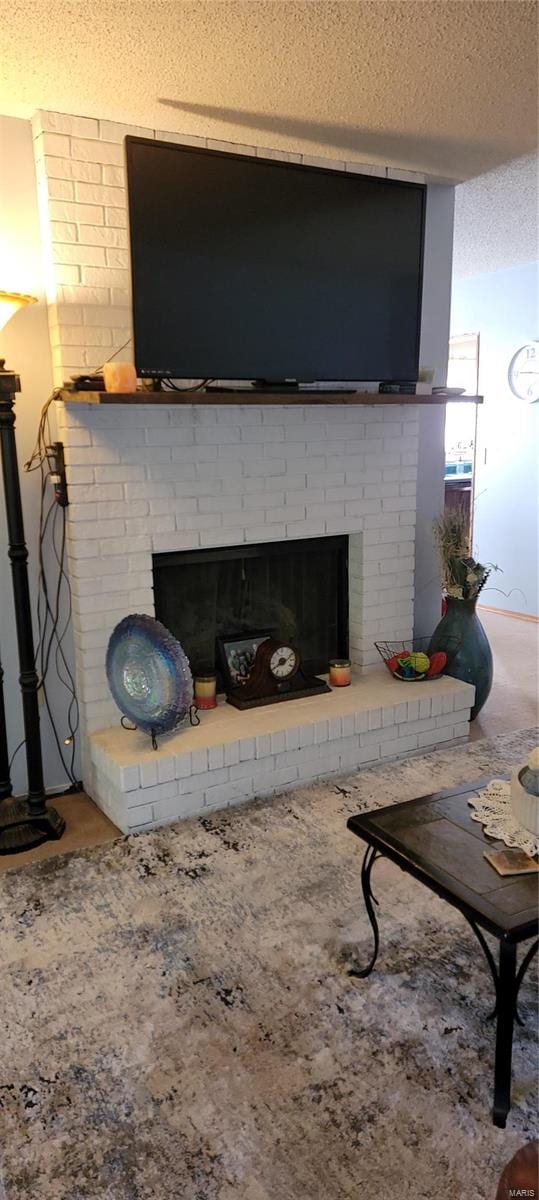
[226,638,330,710]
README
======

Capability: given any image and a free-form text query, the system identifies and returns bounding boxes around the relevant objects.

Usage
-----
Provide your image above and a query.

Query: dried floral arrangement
[433,506,492,600]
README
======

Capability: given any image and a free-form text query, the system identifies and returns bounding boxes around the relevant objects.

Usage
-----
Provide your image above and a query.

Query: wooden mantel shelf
[59,389,483,406]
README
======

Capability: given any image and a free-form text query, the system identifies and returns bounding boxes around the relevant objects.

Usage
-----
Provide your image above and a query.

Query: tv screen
[126,137,426,383]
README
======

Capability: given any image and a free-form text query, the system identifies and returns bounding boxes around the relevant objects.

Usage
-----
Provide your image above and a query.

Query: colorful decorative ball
[407,651,430,674]
[397,657,418,678]
[106,614,193,734]
[427,650,447,678]
[382,643,446,682]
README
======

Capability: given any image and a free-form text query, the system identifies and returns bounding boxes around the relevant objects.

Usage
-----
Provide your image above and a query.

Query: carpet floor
[0,729,537,1200]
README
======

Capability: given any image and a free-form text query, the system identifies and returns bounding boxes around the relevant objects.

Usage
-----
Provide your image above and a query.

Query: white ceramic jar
[510,746,539,836]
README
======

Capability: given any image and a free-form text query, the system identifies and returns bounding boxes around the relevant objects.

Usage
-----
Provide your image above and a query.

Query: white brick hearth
[91,674,474,834]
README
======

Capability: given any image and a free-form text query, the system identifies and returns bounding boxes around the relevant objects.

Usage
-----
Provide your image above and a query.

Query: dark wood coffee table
[347,778,538,1128]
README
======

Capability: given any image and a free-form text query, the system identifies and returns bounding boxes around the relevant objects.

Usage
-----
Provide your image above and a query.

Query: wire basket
[374,636,456,682]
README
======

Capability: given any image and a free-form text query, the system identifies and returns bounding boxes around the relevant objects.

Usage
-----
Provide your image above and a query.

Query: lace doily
[468,779,539,857]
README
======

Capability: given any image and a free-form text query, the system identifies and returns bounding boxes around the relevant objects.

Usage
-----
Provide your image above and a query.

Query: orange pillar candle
[329,659,351,687]
[103,361,137,393]
[194,675,217,709]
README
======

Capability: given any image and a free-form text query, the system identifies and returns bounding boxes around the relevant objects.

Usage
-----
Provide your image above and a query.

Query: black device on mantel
[126,136,426,388]
[379,380,418,394]
[226,638,330,710]
[67,374,105,391]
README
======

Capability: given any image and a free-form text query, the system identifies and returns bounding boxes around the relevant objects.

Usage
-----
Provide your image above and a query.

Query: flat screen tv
[126,136,426,384]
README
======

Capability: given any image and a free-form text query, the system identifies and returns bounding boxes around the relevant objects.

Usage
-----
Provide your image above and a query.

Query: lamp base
[0,797,66,855]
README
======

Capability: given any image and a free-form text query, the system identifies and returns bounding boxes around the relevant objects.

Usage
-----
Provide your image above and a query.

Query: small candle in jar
[329,659,351,687]
[194,675,217,709]
[103,361,137,393]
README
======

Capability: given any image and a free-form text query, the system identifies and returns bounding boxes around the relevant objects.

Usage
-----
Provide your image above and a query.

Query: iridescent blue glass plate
[106,614,193,734]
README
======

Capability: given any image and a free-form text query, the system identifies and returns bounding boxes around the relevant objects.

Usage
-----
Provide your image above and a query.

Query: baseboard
[477,603,539,624]
[7,782,84,802]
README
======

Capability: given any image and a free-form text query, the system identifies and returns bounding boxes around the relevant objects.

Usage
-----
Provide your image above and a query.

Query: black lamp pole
[0,362,65,852]
[0,654,11,801]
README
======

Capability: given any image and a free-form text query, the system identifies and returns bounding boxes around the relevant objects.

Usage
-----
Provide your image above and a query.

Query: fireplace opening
[153,536,349,688]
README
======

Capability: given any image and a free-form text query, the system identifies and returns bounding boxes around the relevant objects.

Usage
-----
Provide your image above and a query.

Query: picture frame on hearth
[217,632,271,690]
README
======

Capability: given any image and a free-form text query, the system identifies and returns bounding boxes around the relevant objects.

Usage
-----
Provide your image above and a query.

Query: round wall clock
[508,342,539,402]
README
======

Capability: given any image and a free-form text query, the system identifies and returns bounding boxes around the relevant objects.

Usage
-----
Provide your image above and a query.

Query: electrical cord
[24,390,59,475]
[21,331,137,786]
[8,739,26,774]
[92,336,132,375]
[162,377,214,392]
[38,482,80,784]
[36,478,79,785]
[51,503,79,780]
[23,389,80,786]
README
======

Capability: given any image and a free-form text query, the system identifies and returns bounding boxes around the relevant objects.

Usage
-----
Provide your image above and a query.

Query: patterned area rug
[0,730,537,1200]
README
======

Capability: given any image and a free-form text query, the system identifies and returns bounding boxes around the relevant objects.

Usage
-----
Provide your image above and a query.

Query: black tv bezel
[125,135,427,384]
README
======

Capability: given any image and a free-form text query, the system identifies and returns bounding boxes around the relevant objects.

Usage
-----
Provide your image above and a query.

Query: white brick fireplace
[60,398,421,726]
[56,398,473,832]
[31,109,472,833]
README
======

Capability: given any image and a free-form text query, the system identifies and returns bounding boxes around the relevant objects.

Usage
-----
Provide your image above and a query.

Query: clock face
[269,645,299,680]
[508,342,539,402]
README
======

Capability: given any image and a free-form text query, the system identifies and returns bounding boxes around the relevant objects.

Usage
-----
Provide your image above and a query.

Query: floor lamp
[0,291,65,853]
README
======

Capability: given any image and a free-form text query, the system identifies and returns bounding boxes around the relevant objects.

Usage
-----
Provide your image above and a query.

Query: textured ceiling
[1,1,537,180]
[453,153,539,277]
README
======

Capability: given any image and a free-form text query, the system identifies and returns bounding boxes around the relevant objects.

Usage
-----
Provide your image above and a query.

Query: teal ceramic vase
[428,597,493,720]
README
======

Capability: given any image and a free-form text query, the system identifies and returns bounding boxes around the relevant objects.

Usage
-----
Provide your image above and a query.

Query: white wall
[451,262,538,616]
[451,154,538,618]
[0,115,79,794]
[414,185,455,637]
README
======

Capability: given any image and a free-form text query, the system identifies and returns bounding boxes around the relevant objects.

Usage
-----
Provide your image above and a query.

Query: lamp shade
[0,291,37,333]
